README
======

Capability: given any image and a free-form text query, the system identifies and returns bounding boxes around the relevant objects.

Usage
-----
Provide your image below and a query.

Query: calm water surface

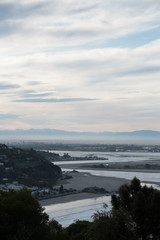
[44,196,111,227]
[45,151,160,226]
[62,168,160,183]
[51,150,160,164]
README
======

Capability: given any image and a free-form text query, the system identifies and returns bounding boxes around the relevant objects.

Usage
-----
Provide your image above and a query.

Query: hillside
[0,144,62,188]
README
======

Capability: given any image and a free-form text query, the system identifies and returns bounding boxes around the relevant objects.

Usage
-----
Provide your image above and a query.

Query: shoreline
[40,160,160,206]
[61,171,131,191]
[40,192,108,206]
[40,172,131,206]
[58,160,160,173]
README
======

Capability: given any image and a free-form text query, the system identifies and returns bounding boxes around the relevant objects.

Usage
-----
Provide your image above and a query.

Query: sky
[0,0,160,132]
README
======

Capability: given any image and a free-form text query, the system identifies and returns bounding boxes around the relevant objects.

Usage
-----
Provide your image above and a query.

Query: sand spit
[63,171,130,191]
[40,192,106,206]
[40,172,130,206]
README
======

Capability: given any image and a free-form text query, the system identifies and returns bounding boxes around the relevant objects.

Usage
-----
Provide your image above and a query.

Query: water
[51,150,160,165]
[62,168,160,183]
[52,150,160,158]
[54,159,110,165]
[44,181,160,227]
[44,196,111,227]
[44,151,160,226]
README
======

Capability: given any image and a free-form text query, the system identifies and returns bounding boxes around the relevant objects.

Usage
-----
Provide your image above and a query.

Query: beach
[40,158,160,206]
[40,192,107,205]
[61,171,130,191]
[40,171,130,206]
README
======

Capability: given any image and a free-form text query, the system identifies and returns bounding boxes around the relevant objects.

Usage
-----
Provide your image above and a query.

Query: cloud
[0,82,20,90]
[0,113,19,120]
[26,81,42,86]
[19,92,54,98]
[14,97,98,103]
[119,66,160,77]
[1,39,160,104]
[0,0,159,54]
[0,0,159,131]
[0,1,44,20]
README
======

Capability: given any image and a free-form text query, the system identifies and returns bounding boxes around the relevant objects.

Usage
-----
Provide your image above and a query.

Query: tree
[111,177,160,240]
[1,178,160,240]
[88,205,137,240]
[64,220,92,240]
[0,188,63,240]
[87,178,160,240]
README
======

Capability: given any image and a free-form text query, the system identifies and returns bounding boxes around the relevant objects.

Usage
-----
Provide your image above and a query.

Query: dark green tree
[0,188,63,240]
[64,220,92,240]
[111,177,160,240]
[88,206,137,240]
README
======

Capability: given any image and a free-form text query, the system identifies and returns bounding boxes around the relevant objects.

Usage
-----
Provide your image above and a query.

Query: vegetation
[0,188,62,240]
[1,178,160,239]
[0,144,62,187]
[111,177,160,239]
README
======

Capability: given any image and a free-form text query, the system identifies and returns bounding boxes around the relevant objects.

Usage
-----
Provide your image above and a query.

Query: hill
[0,144,62,188]
[0,129,160,144]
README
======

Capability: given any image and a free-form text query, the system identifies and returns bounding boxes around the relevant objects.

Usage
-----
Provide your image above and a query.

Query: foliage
[67,178,160,240]
[0,188,63,240]
[1,178,160,240]
[64,220,92,240]
[111,177,160,240]
[88,204,137,240]
[0,144,62,187]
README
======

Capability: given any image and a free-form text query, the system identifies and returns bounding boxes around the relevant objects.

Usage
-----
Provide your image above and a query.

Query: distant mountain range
[0,129,160,144]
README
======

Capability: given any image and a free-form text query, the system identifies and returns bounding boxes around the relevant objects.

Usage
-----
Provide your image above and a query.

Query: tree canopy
[111,177,160,240]
[1,178,160,240]
[0,188,62,240]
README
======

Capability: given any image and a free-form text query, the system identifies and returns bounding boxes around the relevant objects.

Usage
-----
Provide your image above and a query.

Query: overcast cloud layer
[0,0,160,132]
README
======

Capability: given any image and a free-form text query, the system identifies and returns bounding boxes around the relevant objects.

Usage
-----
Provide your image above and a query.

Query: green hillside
[0,144,62,188]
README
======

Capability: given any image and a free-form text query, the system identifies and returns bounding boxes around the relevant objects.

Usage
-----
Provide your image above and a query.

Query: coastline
[40,160,160,206]
[40,192,107,206]
[39,172,130,206]
[61,171,130,191]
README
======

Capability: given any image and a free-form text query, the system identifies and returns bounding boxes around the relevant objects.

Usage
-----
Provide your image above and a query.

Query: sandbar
[40,172,130,206]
